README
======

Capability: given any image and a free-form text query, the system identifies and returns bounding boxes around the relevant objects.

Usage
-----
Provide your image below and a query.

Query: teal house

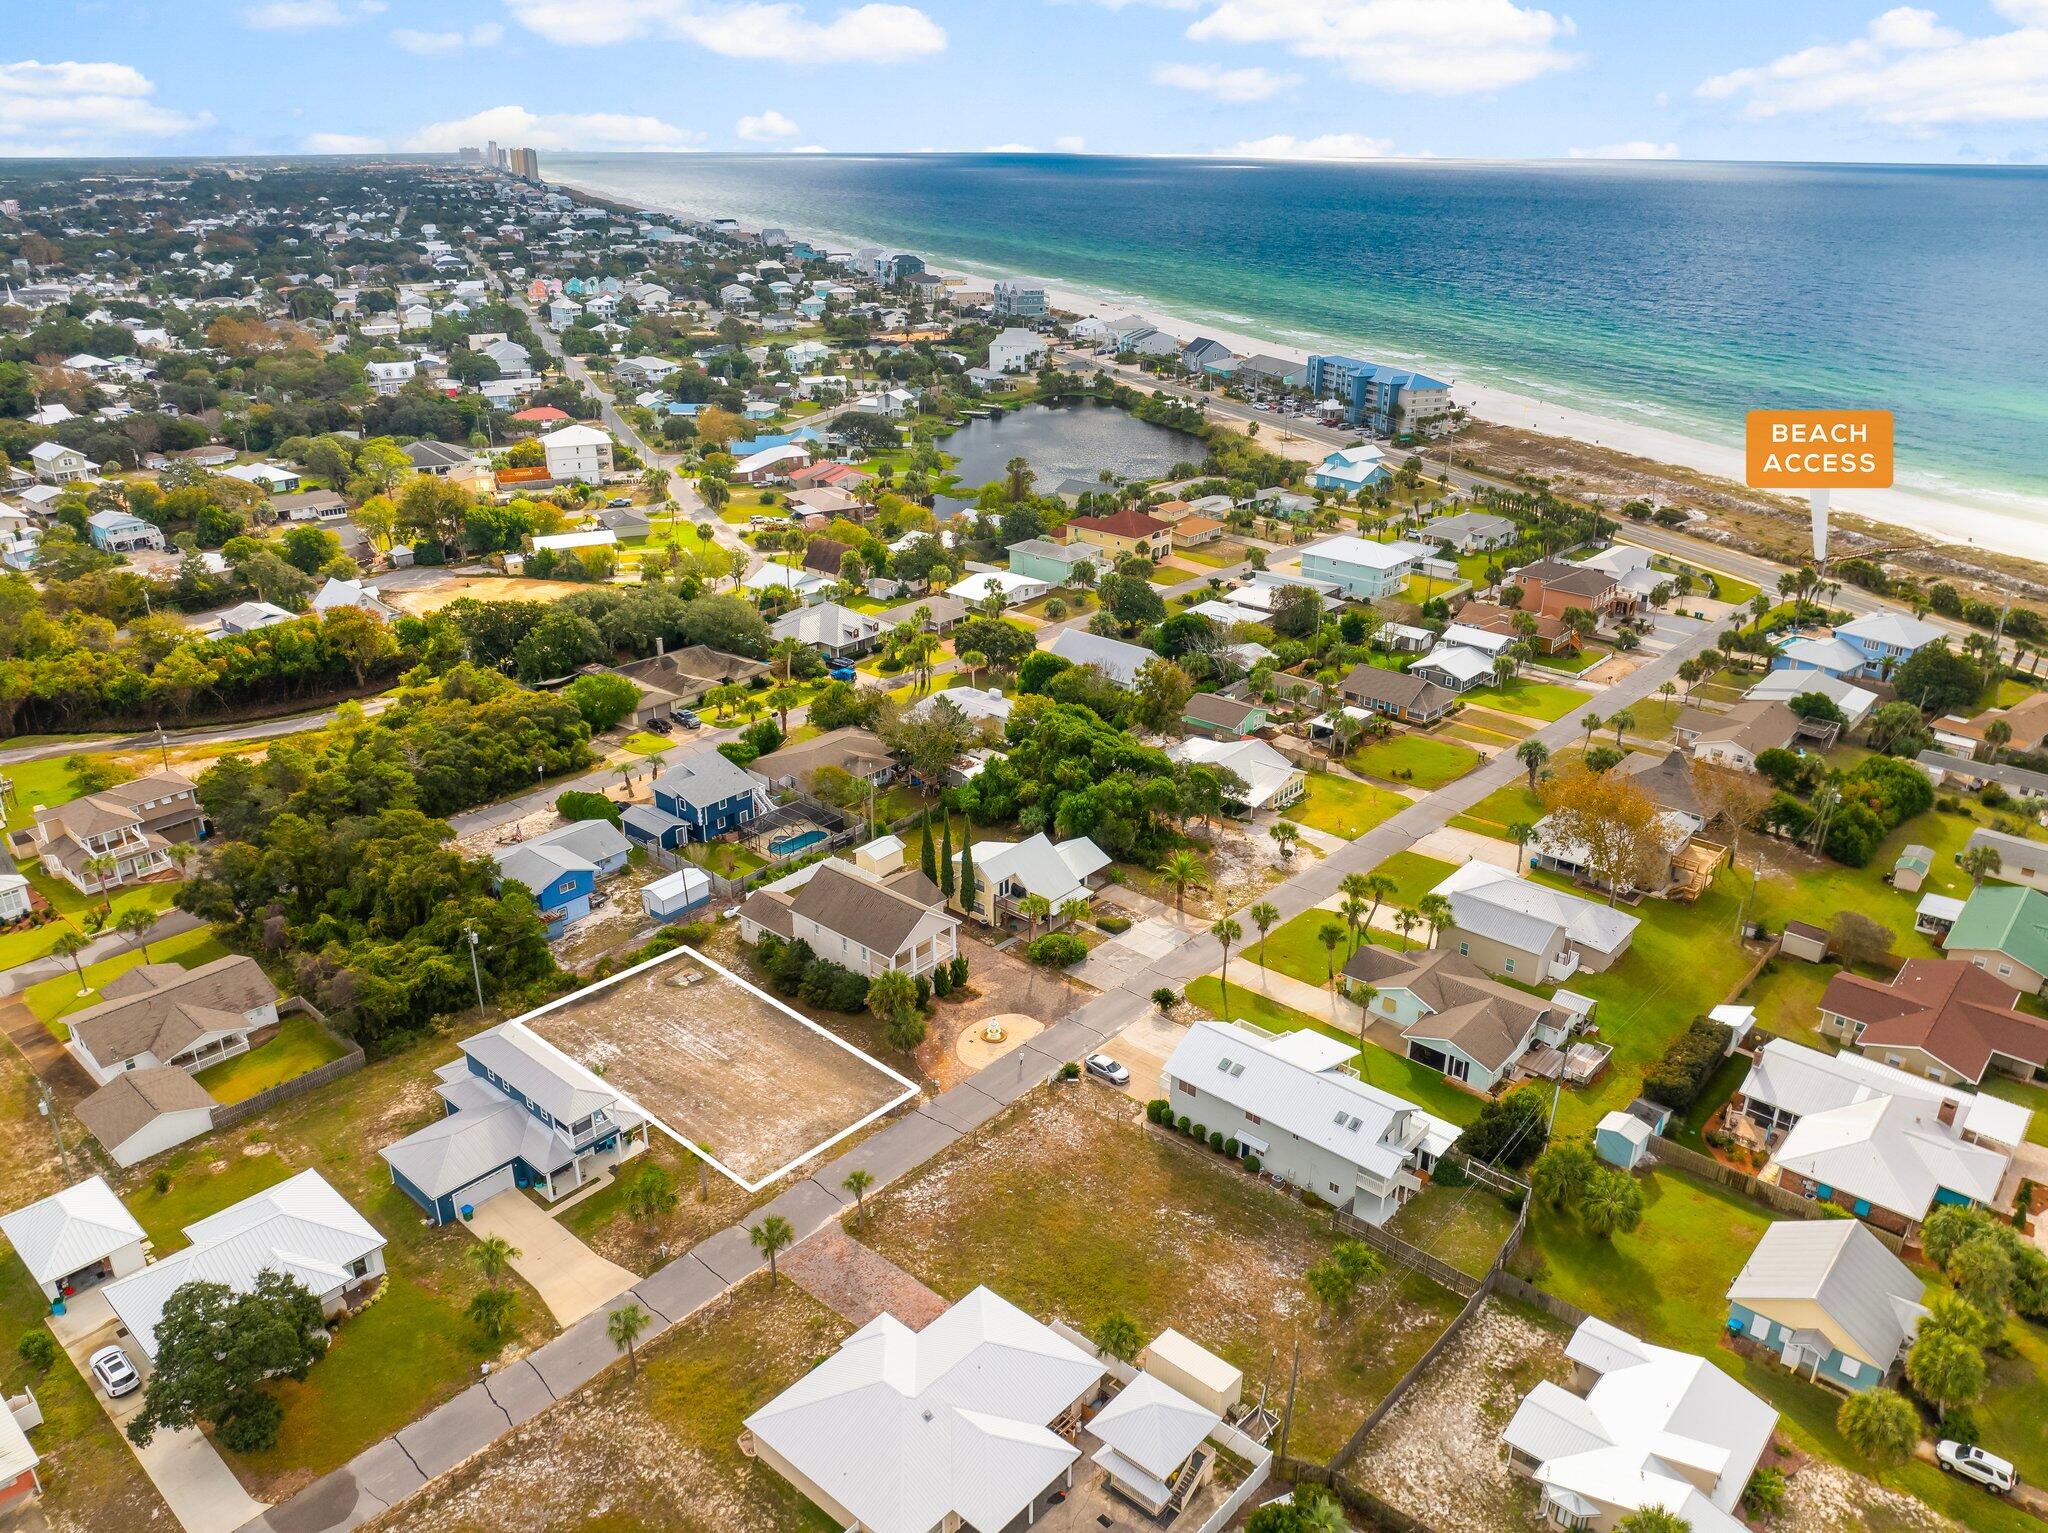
[1725,1220,1925,1393]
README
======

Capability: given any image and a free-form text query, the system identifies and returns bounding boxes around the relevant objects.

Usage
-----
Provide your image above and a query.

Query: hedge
[1643,1016,1735,1110]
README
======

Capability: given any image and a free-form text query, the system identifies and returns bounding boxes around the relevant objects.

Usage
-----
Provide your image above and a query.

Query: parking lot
[516,946,918,1190]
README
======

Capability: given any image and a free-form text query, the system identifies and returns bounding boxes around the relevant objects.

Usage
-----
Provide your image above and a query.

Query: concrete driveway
[49,1290,267,1533]
[464,1190,638,1326]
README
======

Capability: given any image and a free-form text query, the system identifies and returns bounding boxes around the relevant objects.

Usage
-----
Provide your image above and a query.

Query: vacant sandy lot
[520,947,914,1187]
[383,573,596,615]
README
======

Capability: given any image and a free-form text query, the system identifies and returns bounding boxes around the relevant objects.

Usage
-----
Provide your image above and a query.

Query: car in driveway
[1938,1441,2016,1493]
[1085,1054,1130,1086]
[88,1344,140,1399]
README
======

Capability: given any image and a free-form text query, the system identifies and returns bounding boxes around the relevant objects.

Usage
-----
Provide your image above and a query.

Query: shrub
[949,953,968,988]
[1176,1114,1192,1135]
[15,1333,55,1374]
[1434,1157,1469,1188]
[152,1169,173,1195]
[217,1392,285,1452]
[1225,1137,1240,1157]
[1096,915,1132,935]
[1028,932,1088,968]
[1147,1099,1171,1123]
[1244,1155,1262,1174]
[1454,1085,1550,1170]
[556,789,622,825]
[1152,987,1178,1011]
[1643,1016,1735,1110]
[914,974,932,1009]
[1193,1123,1207,1141]
[1942,1407,1981,1447]
[1061,1061,1081,1080]
[932,965,953,999]
[1503,1190,1526,1215]
[1209,1131,1226,1152]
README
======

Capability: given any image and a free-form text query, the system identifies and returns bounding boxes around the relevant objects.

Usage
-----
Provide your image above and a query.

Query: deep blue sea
[546,153,2048,540]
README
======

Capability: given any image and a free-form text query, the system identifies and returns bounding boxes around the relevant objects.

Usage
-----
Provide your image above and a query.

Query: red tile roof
[1069,508,1169,539]
[511,406,571,423]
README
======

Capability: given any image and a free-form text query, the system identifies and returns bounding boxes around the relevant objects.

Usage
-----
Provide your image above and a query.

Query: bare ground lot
[381,571,599,615]
[861,1088,1470,1463]
[371,1275,849,1533]
[519,947,915,1188]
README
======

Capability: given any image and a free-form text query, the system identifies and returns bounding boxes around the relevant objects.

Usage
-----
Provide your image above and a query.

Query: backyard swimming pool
[768,828,828,857]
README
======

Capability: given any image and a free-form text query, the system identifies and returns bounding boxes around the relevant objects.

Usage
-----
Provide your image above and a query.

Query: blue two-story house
[380,1021,649,1224]
[493,819,632,938]
[623,747,768,851]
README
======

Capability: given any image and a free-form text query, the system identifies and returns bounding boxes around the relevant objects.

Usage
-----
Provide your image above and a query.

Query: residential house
[1457,599,1578,655]
[1307,444,1387,493]
[1512,558,1633,624]
[1175,516,1225,548]
[1166,737,1304,812]
[1180,692,1268,740]
[1046,627,1153,687]
[1674,699,1807,772]
[749,727,896,793]
[403,440,477,476]
[1409,646,1494,694]
[910,687,1012,729]
[742,1287,1103,1533]
[1420,511,1516,551]
[103,1170,385,1359]
[1344,945,1578,1093]
[960,833,1111,927]
[948,570,1050,609]
[1006,536,1100,587]
[1501,1317,1776,1533]
[1066,507,1173,562]
[987,328,1047,373]
[632,748,770,848]
[1732,1040,2024,1235]
[494,819,632,939]
[0,1178,147,1301]
[1298,534,1416,599]
[1726,1220,1926,1394]
[1963,826,2048,893]
[32,770,204,894]
[382,1021,649,1224]
[880,594,967,634]
[1160,1019,1448,1226]
[273,489,348,522]
[769,601,883,659]
[993,280,1049,318]
[1089,1369,1224,1517]
[84,509,164,554]
[1915,750,2048,802]
[222,462,301,495]
[744,563,836,607]
[365,359,416,396]
[1304,356,1452,433]
[787,486,867,523]
[1337,664,1455,724]
[1943,884,2048,994]
[740,859,958,980]
[74,1066,216,1168]
[1431,861,1641,981]
[311,577,399,622]
[1181,336,1234,371]
[1818,958,2048,1086]
[64,954,279,1087]
[1932,690,2048,758]
[1832,612,1947,680]
[609,645,770,724]
[214,600,296,635]
[28,442,91,484]
[1744,668,1878,731]
[540,423,613,484]
[1232,353,1308,390]
[0,872,28,923]
[1531,749,1724,898]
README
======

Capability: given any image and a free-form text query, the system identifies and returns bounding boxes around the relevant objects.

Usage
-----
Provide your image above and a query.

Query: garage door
[452,1164,517,1216]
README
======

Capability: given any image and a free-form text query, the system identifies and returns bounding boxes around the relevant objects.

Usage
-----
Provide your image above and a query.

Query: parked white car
[88,1345,140,1399]
[1938,1440,2016,1494]
[1085,1054,1130,1086]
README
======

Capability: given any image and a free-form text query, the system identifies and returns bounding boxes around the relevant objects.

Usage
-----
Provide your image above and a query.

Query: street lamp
[464,925,485,1015]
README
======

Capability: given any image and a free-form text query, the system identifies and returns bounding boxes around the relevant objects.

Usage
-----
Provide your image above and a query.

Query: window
[1504,958,1516,973]
[1244,1112,1261,1125]
[1328,1182,1341,1195]
[1457,942,1469,956]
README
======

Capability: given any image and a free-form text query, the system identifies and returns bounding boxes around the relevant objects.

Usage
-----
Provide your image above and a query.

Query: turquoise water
[545,153,2048,527]
[768,828,828,858]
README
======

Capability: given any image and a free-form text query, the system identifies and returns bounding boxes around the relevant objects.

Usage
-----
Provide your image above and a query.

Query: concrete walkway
[463,1191,638,1327]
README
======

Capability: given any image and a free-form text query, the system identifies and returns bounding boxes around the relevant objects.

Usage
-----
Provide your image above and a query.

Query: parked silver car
[1085,1054,1130,1086]
[1938,1440,2016,1494]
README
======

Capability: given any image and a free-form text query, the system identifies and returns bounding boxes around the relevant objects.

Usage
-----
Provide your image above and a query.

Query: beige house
[741,860,959,979]
[959,833,1111,928]
[65,956,279,1086]
[31,770,204,895]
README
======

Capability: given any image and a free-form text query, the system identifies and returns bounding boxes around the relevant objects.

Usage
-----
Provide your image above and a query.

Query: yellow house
[1066,507,1172,562]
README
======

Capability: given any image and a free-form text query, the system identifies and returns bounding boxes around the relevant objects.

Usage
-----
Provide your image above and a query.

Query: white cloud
[1150,60,1300,101]
[1699,3,2048,124]
[736,108,800,140]
[407,104,705,152]
[502,0,945,62]
[391,23,505,53]
[984,142,1038,152]
[1187,0,1577,95]
[1567,139,1678,158]
[1223,131,1396,158]
[243,0,381,29]
[305,131,388,152]
[0,60,210,150]
[1055,134,1087,151]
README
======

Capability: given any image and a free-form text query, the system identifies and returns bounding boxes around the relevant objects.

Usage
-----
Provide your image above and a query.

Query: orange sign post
[1744,409,1895,561]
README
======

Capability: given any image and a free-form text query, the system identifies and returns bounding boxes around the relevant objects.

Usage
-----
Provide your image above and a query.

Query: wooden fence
[1649,1135,1907,1252]
[1332,1211,1484,1299]
[209,1001,364,1130]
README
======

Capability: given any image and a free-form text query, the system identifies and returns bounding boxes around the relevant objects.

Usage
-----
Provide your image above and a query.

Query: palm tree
[1211,918,1242,1009]
[1508,820,1536,874]
[1268,822,1299,861]
[607,1302,652,1380]
[1017,893,1052,940]
[1515,739,1550,790]
[1092,1311,1142,1364]
[83,854,118,913]
[51,929,92,996]
[842,1168,874,1229]
[1579,712,1602,753]
[1608,707,1635,748]
[1249,901,1279,973]
[1158,850,1207,916]
[769,636,805,682]
[1418,894,1452,948]
[957,649,988,689]
[115,906,156,961]
[470,1234,520,1287]
[1352,982,1378,1071]
[1393,907,1422,951]
[1340,894,1368,955]
[750,1214,795,1287]
[1959,845,2003,889]
[1361,873,1395,937]
[1059,897,1090,930]
[1317,921,1345,1024]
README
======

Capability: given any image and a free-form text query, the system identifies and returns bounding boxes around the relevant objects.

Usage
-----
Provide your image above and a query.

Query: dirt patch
[519,946,913,1187]
[384,574,598,616]
[1351,1300,1566,1533]
[916,932,1081,1089]
[1779,1460,1954,1533]
[780,1227,948,1331]
[548,861,671,974]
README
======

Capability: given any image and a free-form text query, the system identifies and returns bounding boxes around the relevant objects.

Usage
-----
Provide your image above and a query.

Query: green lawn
[1992,676,2038,708]
[1447,779,1545,839]
[1283,773,1407,840]
[0,868,181,973]
[1461,678,1589,722]
[1367,851,1459,908]
[1346,734,1480,791]
[192,1013,352,1105]
[1666,1050,1752,1150]
[128,1145,296,1251]
[1528,647,1606,675]
[26,927,231,1034]
[621,732,673,755]
[1386,1181,1519,1278]
[1185,974,1483,1127]
[684,841,769,878]
[1738,958,1844,1049]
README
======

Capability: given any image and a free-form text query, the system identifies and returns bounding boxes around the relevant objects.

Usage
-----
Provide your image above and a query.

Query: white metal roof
[0,1176,145,1286]
[971,833,1110,907]
[1772,1094,2008,1221]
[744,1287,1101,1533]
[1166,737,1301,810]
[541,422,611,448]
[1727,1220,1924,1368]
[1414,646,1495,684]
[1046,627,1152,685]
[1090,1371,1219,1480]
[1300,534,1412,571]
[1837,611,1945,651]
[1434,861,1640,957]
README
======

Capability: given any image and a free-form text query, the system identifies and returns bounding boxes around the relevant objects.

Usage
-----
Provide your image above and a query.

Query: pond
[940,397,1204,495]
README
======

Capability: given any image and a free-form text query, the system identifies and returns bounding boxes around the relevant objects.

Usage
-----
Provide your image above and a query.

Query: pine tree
[958,837,978,915]
[939,812,955,897]
[919,807,937,883]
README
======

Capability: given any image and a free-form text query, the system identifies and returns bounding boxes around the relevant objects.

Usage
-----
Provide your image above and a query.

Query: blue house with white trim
[493,819,631,939]
[1726,1220,1925,1393]
[1305,355,1452,434]
[380,1021,649,1224]
[624,747,767,849]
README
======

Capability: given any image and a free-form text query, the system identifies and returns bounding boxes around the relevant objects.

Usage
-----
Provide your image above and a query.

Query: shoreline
[550,170,2048,564]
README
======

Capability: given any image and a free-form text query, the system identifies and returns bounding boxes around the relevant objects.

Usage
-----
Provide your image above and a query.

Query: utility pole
[155,723,170,771]
[37,1080,74,1181]
[1276,1334,1301,1463]
[464,925,485,1015]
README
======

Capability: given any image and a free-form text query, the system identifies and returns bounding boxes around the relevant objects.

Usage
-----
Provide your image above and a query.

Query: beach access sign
[1744,409,1894,489]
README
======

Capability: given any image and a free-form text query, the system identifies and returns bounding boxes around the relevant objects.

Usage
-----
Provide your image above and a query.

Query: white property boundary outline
[505,940,921,1194]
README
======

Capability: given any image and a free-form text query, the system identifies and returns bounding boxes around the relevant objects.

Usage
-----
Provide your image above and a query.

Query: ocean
[544,153,2048,551]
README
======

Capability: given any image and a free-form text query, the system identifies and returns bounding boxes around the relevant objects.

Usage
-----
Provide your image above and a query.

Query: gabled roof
[1433,862,1639,958]
[1773,1093,2008,1221]
[0,1176,146,1285]
[654,746,765,809]
[1836,611,1945,651]
[1166,737,1300,810]
[972,833,1110,906]
[460,1021,618,1125]
[1068,507,1168,540]
[1344,947,1554,1072]
[1728,1220,1924,1368]
[788,860,953,957]
[744,1287,1102,1533]
[1339,663,1453,713]
[1945,884,2048,975]
[67,955,277,1069]
[1300,534,1411,571]
[1046,627,1152,686]
[75,1066,215,1152]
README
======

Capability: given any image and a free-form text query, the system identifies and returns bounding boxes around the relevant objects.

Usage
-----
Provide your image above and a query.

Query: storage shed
[642,866,712,922]
[1141,1327,1243,1417]
[1781,921,1830,963]
[1595,1110,1653,1170]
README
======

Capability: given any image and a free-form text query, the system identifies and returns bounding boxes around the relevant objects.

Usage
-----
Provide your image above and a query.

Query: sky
[5,0,2048,164]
